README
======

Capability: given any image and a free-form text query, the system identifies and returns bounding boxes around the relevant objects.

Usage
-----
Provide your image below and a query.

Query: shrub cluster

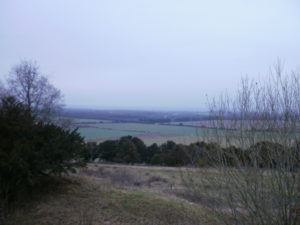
[85,136,300,169]
[85,136,192,166]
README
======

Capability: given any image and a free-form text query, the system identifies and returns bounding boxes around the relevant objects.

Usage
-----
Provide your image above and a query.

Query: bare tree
[182,60,300,225]
[6,60,63,122]
[0,80,7,98]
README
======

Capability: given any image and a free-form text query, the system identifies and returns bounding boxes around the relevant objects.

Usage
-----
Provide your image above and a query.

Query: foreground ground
[5,164,216,225]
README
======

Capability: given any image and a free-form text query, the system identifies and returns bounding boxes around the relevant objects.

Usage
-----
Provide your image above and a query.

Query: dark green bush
[98,140,119,161]
[0,97,86,200]
[114,136,140,163]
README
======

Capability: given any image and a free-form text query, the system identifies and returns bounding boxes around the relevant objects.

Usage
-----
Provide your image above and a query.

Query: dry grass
[79,164,183,193]
[79,163,224,207]
[4,166,210,225]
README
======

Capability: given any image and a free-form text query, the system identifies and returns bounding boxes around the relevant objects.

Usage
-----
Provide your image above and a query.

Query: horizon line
[64,105,208,112]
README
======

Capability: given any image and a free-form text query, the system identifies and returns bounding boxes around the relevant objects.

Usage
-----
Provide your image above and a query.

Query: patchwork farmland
[72,118,213,145]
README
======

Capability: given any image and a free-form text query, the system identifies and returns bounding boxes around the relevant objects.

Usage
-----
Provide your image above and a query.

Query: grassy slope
[5,173,207,225]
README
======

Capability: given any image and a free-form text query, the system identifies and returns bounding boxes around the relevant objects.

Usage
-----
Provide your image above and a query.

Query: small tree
[7,60,63,122]
[115,136,140,163]
[98,140,119,161]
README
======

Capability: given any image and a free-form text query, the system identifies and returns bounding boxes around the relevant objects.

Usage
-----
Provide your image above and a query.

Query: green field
[74,118,280,146]
[73,118,212,145]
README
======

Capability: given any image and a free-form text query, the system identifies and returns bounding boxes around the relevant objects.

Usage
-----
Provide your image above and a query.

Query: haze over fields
[1,0,300,110]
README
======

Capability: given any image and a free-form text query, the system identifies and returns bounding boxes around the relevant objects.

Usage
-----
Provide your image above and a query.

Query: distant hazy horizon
[1,0,300,110]
[65,104,208,112]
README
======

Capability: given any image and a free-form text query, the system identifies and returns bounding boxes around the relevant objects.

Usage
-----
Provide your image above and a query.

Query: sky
[0,0,300,110]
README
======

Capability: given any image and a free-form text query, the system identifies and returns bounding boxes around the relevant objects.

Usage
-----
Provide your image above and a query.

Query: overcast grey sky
[1,0,300,110]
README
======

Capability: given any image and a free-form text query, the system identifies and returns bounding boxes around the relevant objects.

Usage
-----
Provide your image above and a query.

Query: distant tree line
[62,108,212,124]
[84,136,300,169]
